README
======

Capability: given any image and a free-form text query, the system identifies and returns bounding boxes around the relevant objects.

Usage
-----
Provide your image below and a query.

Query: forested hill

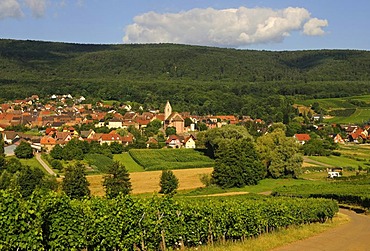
[1,39,370,83]
[1,39,370,118]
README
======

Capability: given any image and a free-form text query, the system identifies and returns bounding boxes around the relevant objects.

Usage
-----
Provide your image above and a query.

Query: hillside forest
[1,39,370,123]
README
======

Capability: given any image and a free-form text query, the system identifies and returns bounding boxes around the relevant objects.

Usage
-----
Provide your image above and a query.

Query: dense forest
[1,39,370,120]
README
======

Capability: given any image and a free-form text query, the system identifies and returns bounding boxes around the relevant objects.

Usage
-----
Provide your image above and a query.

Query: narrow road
[35,153,57,176]
[273,209,370,251]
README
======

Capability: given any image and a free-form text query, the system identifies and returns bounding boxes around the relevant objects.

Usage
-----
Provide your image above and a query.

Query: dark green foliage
[62,140,84,160]
[159,170,179,194]
[302,138,333,156]
[109,141,123,154]
[14,141,33,159]
[212,138,265,188]
[51,159,63,170]
[257,129,303,178]
[84,154,114,173]
[62,162,90,199]
[273,178,370,209]
[202,125,252,159]
[17,167,44,197]
[144,119,162,136]
[50,144,63,159]
[1,40,370,119]
[103,161,132,198]
[165,126,176,136]
[0,190,338,250]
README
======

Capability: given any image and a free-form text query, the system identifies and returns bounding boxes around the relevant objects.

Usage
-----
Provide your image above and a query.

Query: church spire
[164,100,172,120]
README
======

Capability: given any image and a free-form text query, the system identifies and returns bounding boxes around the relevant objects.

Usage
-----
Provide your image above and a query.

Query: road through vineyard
[273,209,370,251]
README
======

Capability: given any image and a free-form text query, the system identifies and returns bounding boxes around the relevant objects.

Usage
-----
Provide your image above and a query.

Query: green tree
[17,166,44,197]
[212,138,265,188]
[14,141,33,159]
[203,125,252,158]
[50,144,63,159]
[145,119,162,136]
[109,142,123,154]
[256,129,303,178]
[62,162,90,199]
[103,161,132,198]
[159,170,179,194]
[165,126,176,136]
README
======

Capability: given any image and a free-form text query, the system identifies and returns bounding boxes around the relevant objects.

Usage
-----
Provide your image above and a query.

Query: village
[1,94,369,156]
[0,94,258,154]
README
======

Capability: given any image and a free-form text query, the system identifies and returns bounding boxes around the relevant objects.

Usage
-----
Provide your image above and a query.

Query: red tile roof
[294,134,311,141]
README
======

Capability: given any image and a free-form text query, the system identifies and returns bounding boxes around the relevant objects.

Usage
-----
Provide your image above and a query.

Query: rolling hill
[1,39,370,118]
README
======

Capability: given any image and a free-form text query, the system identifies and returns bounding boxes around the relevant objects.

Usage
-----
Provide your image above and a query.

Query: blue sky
[0,0,369,50]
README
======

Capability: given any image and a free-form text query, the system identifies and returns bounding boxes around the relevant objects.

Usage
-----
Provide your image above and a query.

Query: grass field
[326,108,370,124]
[129,148,214,170]
[17,157,44,171]
[113,153,145,172]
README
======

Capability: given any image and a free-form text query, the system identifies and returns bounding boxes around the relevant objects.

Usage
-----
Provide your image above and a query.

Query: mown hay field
[87,167,213,196]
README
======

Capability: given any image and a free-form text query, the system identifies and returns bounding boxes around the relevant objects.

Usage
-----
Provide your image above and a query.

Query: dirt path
[303,156,334,168]
[35,153,57,176]
[272,209,370,251]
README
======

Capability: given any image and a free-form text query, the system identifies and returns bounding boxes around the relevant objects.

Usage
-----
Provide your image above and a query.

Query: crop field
[129,148,215,170]
[87,167,213,196]
[113,153,145,172]
[84,154,114,173]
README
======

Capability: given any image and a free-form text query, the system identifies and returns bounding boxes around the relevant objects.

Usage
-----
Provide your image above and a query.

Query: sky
[0,0,369,51]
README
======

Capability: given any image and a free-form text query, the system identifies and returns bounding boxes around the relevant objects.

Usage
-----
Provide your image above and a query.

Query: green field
[326,108,370,124]
[129,148,215,171]
[296,95,370,124]
[182,178,320,196]
[84,154,114,173]
[113,153,145,172]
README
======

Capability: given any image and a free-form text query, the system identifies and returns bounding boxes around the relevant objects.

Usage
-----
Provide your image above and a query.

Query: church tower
[164,100,172,120]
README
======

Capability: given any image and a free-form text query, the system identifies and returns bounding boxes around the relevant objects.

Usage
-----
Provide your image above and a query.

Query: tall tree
[103,161,132,198]
[212,138,265,188]
[62,162,90,199]
[256,128,303,178]
[202,125,253,158]
[14,141,33,159]
[159,170,179,194]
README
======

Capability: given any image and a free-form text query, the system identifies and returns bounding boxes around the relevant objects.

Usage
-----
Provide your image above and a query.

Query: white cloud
[303,18,328,36]
[123,7,328,47]
[24,0,48,17]
[0,0,23,19]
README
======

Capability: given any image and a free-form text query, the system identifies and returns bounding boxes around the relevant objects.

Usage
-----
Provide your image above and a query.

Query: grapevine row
[0,191,338,250]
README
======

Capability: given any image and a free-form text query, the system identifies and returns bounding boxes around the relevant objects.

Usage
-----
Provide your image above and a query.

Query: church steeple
[164,100,172,120]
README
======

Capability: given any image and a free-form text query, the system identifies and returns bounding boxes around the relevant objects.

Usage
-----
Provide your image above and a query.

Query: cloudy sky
[0,0,369,50]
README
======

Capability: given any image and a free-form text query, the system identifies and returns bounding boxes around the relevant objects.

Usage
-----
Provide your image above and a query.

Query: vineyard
[0,191,338,250]
[129,149,215,171]
[273,177,370,209]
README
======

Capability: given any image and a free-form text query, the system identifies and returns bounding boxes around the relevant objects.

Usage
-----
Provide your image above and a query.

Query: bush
[51,159,63,170]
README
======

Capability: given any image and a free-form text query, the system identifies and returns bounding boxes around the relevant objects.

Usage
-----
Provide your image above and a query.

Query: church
[164,101,184,134]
